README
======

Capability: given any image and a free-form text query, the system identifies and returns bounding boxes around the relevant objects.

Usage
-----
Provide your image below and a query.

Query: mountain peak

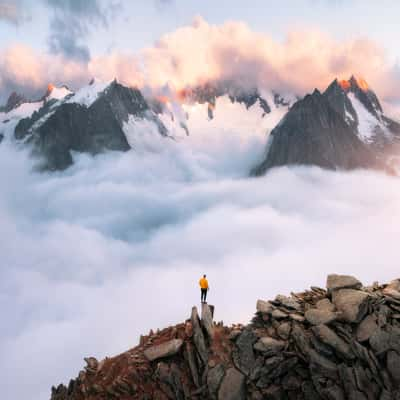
[338,75,370,93]
[44,83,72,102]
[2,91,27,112]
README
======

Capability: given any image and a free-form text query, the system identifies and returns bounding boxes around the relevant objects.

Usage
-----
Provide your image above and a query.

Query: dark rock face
[0,92,27,112]
[176,80,274,119]
[254,89,378,174]
[14,81,166,170]
[50,275,400,400]
[254,77,400,175]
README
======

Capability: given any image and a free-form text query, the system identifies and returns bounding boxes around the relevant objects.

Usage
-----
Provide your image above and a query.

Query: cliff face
[51,275,400,399]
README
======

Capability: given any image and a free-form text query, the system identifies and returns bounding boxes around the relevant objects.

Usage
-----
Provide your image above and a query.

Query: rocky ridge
[51,275,400,399]
[254,76,400,175]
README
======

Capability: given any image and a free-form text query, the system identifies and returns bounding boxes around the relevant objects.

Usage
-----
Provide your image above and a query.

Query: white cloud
[1,99,400,400]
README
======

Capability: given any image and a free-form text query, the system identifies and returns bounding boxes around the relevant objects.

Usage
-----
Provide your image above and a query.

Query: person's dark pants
[201,288,208,302]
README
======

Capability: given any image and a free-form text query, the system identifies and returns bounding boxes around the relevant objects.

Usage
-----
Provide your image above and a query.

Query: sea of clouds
[1,99,400,400]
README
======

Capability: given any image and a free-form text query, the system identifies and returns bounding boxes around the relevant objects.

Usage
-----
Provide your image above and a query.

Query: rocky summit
[50,275,400,400]
[254,76,400,176]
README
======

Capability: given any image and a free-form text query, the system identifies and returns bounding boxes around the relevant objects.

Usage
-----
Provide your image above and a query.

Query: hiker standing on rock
[199,274,209,303]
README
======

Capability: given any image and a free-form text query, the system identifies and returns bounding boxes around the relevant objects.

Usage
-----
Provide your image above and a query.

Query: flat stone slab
[256,300,274,314]
[201,303,215,338]
[327,274,362,292]
[332,289,369,323]
[305,309,337,325]
[254,337,286,353]
[144,339,183,361]
[218,368,245,400]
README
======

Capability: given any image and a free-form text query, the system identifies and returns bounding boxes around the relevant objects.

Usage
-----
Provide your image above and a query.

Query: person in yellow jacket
[199,274,209,303]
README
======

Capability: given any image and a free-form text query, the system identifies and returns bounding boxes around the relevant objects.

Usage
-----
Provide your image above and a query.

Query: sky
[2,2,400,400]
[1,0,400,104]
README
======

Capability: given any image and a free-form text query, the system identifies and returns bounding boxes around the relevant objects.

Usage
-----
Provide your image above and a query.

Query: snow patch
[157,94,288,140]
[348,93,389,143]
[67,79,111,108]
[122,115,166,152]
[0,101,43,140]
[47,86,73,101]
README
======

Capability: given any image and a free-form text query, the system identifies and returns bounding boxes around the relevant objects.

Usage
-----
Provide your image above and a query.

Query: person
[199,274,209,303]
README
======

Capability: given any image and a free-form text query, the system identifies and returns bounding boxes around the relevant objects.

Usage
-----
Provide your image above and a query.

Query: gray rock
[271,309,288,319]
[143,339,183,361]
[275,294,301,311]
[387,350,400,384]
[386,280,400,292]
[191,307,208,365]
[383,288,400,300]
[184,342,200,387]
[369,329,391,355]
[316,298,335,312]
[312,325,353,360]
[327,274,362,292]
[201,303,214,338]
[207,364,225,398]
[277,322,291,340]
[289,313,305,322]
[356,314,378,342]
[254,337,286,353]
[308,349,338,380]
[233,328,257,375]
[229,330,242,341]
[332,289,369,323]
[305,309,338,325]
[256,299,273,314]
[218,368,245,400]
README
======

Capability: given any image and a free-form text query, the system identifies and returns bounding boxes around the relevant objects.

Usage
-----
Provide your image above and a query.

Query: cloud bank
[1,17,400,105]
[1,98,400,399]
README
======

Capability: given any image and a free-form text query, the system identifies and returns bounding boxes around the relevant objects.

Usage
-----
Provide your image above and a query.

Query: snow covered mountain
[254,76,400,175]
[0,79,291,170]
[9,80,167,170]
[1,75,399,174]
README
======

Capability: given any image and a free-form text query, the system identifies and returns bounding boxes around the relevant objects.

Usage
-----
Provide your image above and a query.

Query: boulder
[277,322,291,340]
[218,368,246,400]
[207,364,225,398]
[289,313,305,322]
[143,339,183,361]
[387,350,400,384]
[305,309,337,325]
[316,298,335,312]
[312,325,353,360]
[233,328,257,375]
[271,309,288,319]
[190,307,208,365]
[327,274,362,292]
[386,280,400,292]
[201,303,214,338]
[308,349,338,380]
[357,314,378,342]
[332,289,369,323]
[254,337,286,353]
[275,294,301,311]
[256,300,273,314]
[383,288,400,300]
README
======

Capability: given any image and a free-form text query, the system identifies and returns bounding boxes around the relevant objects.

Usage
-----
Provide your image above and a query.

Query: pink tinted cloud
[1,18,399,103]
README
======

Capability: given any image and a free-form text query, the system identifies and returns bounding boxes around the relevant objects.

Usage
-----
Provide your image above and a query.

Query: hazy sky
[0,0,400,107]
[1,1,400,62]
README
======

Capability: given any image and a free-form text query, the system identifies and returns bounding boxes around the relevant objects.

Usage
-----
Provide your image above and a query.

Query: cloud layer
[1,98,400,399]
[1,17,400,106]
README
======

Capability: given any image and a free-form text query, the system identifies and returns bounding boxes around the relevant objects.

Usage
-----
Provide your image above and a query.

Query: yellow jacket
[199,277,209,289]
